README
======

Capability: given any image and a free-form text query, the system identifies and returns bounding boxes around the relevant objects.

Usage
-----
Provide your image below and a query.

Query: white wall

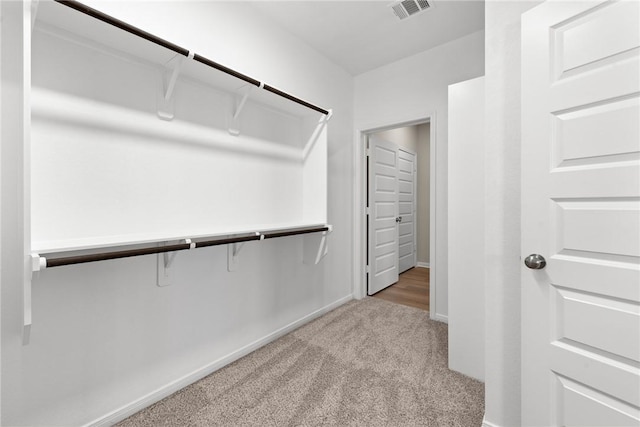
[355,30,485,320]
[1,2,354,425]
[374,126,419,153]
[448,77,484,382]
[484,2,542,426]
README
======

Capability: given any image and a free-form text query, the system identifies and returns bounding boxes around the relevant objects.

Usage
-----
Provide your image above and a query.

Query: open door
[398,148,416,273]
[368,136,400,295]
[522,1,640,425]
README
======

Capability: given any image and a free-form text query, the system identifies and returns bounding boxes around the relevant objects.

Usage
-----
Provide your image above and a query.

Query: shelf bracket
[227,232,260,271]
[157,239,194,287]
[229,83,262,136]
[157,51,194,121]
[303,225,332,265]
[302,109,332,161]
[23,254,46,345]
[325,108,334,122]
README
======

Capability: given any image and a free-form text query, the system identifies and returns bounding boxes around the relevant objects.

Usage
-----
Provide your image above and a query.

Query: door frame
[353,112,438,318]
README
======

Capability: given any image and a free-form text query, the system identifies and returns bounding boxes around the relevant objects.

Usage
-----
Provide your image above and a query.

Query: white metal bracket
[157,52,193,121]
[227,232,260,271]
[325,108,334,122]
[30,253,46,276]
[23,254,45,345]
[157,239,194,287]
[303,225,332,265]
[302,109,332,161]
[229,83,262,136]
[24,254,46,345]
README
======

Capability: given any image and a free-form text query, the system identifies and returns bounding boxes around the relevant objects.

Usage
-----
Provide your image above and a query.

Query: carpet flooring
[117,298,485,426]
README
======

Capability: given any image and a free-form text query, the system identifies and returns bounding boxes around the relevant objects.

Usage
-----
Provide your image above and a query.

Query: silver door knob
[524,254,546,270]
[396,216,402,223]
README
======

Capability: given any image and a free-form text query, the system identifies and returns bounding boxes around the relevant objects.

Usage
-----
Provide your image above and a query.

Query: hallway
[371,267,429,311]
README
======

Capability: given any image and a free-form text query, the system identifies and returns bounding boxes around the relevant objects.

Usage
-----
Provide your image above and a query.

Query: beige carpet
[117,298,485,426]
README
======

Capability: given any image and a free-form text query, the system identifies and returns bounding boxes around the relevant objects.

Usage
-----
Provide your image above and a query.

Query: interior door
[368,136,399,295]
[522,1,640,425]
[398,148,416,273]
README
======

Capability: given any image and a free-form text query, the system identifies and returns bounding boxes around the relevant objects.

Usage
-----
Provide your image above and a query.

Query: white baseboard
[416,262,430,268]
[85,294,354,427]
[431,312,448,323]
[482,416,500,427]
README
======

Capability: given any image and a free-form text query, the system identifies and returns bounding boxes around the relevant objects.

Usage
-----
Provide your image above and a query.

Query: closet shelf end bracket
[23,254,46,345]
[303,225,332,265]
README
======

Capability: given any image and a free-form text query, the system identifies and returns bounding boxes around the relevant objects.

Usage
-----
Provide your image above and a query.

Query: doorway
[371,267,430,311]
[364,122,432,299]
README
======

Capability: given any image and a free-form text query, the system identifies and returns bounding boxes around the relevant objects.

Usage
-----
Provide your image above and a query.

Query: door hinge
[366,206,370,215]
[366,265,370,273]
[366,148,371,157]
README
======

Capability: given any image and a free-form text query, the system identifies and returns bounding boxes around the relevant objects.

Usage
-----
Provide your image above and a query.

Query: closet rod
[55,0,190,57]
[54,0,330,116]
[40,225,330,268]
[192,54,261,88]
[263,85,329,115]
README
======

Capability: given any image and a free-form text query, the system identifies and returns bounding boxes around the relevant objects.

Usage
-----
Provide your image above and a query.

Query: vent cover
[390,0,431,20]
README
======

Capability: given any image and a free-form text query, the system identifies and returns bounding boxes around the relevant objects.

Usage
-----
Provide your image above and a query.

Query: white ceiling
[248,0,485,75]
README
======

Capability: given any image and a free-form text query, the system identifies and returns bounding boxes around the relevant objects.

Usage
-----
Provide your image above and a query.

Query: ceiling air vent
[390,0,431,20]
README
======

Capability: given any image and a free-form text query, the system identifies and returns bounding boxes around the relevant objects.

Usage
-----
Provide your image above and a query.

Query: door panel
[556,0,639,74]
[398,148,416,273]
[522,1,640,425]
[552,97,639,167]
[368,137,399,294]
[555,375,640,427]
[553,287,639,361]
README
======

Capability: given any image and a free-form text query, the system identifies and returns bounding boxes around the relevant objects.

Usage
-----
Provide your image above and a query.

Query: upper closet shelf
[36,0,331,119]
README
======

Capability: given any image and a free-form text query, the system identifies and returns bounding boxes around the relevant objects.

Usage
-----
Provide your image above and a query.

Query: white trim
[431,313,448,324]
[417,262,430,268]
[353,112,437,315]
[83,295,354,427]
[482,416,501,427]
[428,115,437,317]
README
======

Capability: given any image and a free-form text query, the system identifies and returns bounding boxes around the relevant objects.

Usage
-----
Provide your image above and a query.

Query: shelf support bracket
[325,108,334,122]
[229,83,262,136]
[157,239,194,287]
[303,225,332,265]
[157,51,193,121]
[302,109,332,161]
[227,232,260,271]
[24,254,46,345]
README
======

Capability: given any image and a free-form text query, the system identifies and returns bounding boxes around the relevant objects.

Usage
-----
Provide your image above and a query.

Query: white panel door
[522,1,640,426]
[398,148,416,273]
[368,137,399,295]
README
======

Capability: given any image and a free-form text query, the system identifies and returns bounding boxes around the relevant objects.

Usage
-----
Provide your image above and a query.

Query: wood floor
[371,267,429,311]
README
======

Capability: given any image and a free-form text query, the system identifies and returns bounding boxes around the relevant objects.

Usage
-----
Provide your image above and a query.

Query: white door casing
[368,137,400,294]
[398,147,417,273]
[522,1,640,426]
